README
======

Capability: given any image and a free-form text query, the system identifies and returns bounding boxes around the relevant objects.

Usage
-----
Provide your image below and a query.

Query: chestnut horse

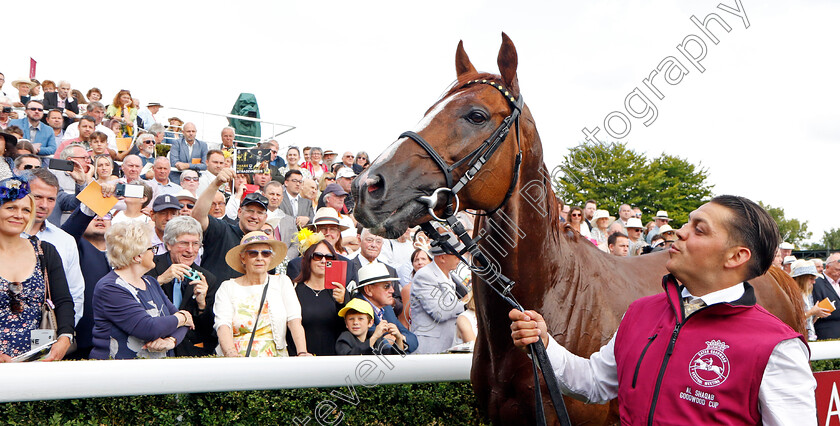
[352,34,805,425]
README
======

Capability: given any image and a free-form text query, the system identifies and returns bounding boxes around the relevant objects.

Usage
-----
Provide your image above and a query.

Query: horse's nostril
[365,175,385,199]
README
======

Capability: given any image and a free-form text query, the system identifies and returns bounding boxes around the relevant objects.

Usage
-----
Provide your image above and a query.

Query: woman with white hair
[90,221,194,359]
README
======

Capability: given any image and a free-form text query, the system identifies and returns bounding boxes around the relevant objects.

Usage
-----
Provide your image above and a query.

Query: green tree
[758,201,811,246]
[552,141,713,225]
[821,228,840,250]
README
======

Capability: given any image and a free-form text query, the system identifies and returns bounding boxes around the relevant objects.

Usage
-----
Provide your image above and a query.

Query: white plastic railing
[0,354,472,403]
[164,107,295,148]
[2,341,839,403]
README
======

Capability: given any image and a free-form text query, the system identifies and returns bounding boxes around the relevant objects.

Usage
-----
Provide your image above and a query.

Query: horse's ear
[455,40,477,78]
[497,32,520,95]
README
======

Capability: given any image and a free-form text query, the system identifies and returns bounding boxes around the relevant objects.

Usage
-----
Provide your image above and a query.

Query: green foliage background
[0,382,486,425]
[552,141,713,225]
[758,201,812,246]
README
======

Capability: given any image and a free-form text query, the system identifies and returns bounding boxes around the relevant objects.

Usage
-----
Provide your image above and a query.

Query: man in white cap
[647,210,672,244]
[335,167,356,214]
[137,101,164,130]
[624,218,648,256]
[779,242,795,259]
[812,253,840,339]
[410,231,470,354]
[352,262,418,353]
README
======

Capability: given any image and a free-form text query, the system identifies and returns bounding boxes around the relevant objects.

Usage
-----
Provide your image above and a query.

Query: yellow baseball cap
[338,298,375,319]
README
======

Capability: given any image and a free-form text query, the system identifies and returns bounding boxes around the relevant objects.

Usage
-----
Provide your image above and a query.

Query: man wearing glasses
[192,167,271,282]
[353,262,418,354]
[10,100,56,155]
[341,151,355,169]
[349,228,403,316]
[813,253,840,339]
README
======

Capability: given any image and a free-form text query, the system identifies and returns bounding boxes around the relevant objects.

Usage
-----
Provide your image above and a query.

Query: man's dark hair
[710,195,779,280]
[25,100,44,109]
[29,167,60,190]
[284,169,303,182]
[46,109,63,119]
[607,232,628,247]
[287,146,299,155]
[14,153,40,169]
[585,199,596,207]
[207,149,224,160]
[79,115,96,125]
[258,142,272,150]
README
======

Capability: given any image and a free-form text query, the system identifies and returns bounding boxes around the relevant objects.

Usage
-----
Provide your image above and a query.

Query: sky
[4,1,837,244]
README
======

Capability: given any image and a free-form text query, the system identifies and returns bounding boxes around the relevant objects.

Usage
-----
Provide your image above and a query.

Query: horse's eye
[466,111,488,125]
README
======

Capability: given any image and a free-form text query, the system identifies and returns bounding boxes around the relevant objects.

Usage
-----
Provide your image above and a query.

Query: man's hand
[0,353,12,363]
[177,310,195,330]
[370,320,390,346]
[65,109,77,119]
[214,168,235,187]
[175,162,190,171]
[190,271,209,311]
[41,335,72,361]
[509,309,548,348]
[295,216,309,228]
[100,182,117,198]
[158,263,191,285]
[32,142,42,153]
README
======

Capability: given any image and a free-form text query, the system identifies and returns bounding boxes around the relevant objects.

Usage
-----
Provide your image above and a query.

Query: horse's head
[354,33,534,238]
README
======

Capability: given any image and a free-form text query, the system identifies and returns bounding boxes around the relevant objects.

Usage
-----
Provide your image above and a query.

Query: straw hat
[225,231,288,274]
[347,262,400,295]
[11,80,33,89]
[653,211,672,221]
[338,298,375,319]
[625,218,644,229]
[306,207,350,231]
[174,189,196,204]
[658,224,676,235]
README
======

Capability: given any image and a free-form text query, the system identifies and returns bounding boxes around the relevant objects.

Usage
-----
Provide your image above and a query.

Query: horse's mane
[426,73,509,116]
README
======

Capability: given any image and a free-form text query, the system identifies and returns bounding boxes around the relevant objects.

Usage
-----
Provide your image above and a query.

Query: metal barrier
[163,107,296,148]
[3,340,839,403]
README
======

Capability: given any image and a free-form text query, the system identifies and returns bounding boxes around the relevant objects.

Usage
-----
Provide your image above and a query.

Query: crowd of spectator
[556,196,839,343]
[0,78,476,361]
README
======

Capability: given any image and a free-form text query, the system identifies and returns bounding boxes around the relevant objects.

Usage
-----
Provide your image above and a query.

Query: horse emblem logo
[689,340,730,387]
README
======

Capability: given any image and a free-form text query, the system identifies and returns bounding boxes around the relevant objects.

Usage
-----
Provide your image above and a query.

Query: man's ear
[723,246,751,271]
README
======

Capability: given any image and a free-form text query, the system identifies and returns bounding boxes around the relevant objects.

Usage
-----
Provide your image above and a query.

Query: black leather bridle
[401,79,572,426]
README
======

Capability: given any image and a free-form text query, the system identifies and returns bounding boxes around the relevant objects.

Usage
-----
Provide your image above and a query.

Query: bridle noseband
[400,78,524,219]
[399,79,572,426]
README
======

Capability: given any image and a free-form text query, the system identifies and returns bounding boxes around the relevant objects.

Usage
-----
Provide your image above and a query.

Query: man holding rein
[510,195,815,424]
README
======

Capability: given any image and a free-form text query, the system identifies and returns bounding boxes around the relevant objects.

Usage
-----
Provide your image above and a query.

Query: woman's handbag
[244,279,271,357]
[33,237,76,353]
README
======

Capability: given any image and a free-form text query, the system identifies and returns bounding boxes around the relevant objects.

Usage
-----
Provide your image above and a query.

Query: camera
[1,107,11,114]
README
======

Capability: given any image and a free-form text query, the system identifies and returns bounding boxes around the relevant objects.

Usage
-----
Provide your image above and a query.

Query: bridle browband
[400,79,572,426]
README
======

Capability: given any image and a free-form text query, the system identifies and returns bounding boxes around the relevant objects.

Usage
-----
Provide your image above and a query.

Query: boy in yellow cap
[336,298,405,355]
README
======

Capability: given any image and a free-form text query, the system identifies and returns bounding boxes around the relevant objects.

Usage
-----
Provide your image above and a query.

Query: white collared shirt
[27,221,85,325]
[543,282,816,425]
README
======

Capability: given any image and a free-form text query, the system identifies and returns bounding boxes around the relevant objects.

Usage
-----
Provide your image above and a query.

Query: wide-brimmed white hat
[225,231,288,274]
[592,209,614,223]
[306,207,350,231]
[782,255,797,266]
[625,218,644,229]
[654,211,671,221]
[347,262,400,295]
[11,79,33,89]
[174,189,196,204]
[779,242,795,250]
[658,224,676,235]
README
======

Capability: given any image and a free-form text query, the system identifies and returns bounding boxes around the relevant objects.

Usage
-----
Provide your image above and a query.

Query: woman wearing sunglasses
[0,176,74,362]
[288,229,347,356]
[90,221,193,359]
[215,231,308,357]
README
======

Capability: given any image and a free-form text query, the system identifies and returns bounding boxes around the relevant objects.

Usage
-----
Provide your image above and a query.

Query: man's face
[167,233,201,266]
[342,152,354,167]
[627,227,643,242]
[89,137,108,155]
[619,205,632,221]
[337,177,352,192]
[268,141,279,161]
[325,193,345,212]
[89,107,105,124]
[609,237,630,256]
[584,202,596,220]
[148,105,161,114]
[632,208,643,219]
[25,102,44,122]
[67,147,91,172]
[318,224,341,246]
[210,192,226,218]
[58,83,70,99]
[825,256,840,281]
[16,157,40,172]
[183,123,197,142]
[667,202,738,283]
[301,180,317,199]
[655,218,669,227]
[29,178,58,224]
[138,135,155,155]
[287,149,300,165]
[303,148,311,162]
[360,233,384,261]
[46,111,63,130]
[365,281,394,309]
[780,248,792,258]
[221,128,235,147]
[284,174,302,196]
[238,203,267,233]
[122,158,142,181]
[0,100,10,122]
[154,160,170,182]
[814,260,824,275]
[207,153,225,175]
[178,198,195,216]
[253,172,270,188]
[83,214,111,239]
[152,208,179,233]
[79,120,96,139]
[265,185,283,209]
